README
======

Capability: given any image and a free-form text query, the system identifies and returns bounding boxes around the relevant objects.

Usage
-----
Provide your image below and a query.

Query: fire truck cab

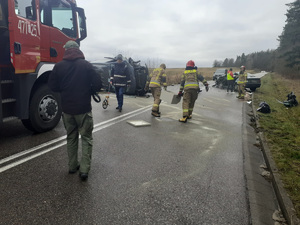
[0,0,86,132]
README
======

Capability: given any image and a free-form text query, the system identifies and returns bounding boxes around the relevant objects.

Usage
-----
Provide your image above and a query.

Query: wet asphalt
[0,80,278,225]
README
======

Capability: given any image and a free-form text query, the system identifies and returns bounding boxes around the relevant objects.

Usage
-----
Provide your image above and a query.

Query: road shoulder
[243,102,281,225]
[250,95,300,225]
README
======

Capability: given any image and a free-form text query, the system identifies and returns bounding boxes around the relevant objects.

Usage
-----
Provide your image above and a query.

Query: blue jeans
[115,86,125,108]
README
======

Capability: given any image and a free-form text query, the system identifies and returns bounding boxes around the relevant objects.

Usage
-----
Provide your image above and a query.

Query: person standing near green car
[48,40,102,181]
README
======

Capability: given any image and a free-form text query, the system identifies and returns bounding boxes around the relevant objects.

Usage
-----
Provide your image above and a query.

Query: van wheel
[22,84,62,133]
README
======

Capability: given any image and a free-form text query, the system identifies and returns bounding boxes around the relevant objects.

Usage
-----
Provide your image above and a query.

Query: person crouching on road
[48,40,102,181]
[144,63,167,117]
[237,65,247,99]
[178,60,209,123]
[110,54,131,112]
[227,68,235,92]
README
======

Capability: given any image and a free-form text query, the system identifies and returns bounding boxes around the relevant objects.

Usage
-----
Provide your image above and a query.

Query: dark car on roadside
[213,68,227,81]
[245,74,261,91]
[213,72,261,92]
[92,56,149,96]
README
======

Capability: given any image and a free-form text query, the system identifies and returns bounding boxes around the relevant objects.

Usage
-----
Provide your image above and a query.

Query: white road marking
[202,97,229,106]
[0,105,152,173]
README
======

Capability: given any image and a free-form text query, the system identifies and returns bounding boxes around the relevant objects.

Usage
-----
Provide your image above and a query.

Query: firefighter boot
[179,116,188,123]
[187,115,192,119]
[151,111,160,117]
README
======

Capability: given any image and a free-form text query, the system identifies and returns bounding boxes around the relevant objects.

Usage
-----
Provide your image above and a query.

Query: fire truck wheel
[22,84,62,133]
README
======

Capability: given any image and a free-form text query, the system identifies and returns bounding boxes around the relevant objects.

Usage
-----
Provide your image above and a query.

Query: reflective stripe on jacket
[146,67,167,88]
[180,69,207,91]
[237,72,247,84]
[110,62,131,87]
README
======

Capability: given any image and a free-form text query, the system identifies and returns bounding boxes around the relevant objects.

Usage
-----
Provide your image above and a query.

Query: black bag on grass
[283,92,298,107]
[257,101,271,113]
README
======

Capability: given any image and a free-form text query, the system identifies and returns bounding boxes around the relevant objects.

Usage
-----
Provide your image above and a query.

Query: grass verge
[253,73,300,218]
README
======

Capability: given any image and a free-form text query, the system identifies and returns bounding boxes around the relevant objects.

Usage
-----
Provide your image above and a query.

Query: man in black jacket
[48,40,102,181]
[110,54,131,112]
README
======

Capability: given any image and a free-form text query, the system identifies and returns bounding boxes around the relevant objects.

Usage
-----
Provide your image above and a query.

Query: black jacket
[48,48,102,115]
[110,61,131,87]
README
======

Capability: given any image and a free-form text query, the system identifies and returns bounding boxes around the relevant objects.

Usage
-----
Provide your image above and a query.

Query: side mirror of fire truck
[75,7,87,42]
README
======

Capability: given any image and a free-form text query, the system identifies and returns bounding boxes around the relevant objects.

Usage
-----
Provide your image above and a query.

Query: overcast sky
[76,0,290,68]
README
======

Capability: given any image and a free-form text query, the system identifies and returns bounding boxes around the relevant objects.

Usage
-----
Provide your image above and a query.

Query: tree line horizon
[213,0,300,78]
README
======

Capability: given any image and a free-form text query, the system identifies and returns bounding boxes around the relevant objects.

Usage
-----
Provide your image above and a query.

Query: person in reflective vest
[237,66,247,99]
[178,60,209,123]
[227,68,234,92]
[144,63,167,117]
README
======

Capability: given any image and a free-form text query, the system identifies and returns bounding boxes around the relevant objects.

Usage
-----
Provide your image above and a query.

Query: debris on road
[272,210,287,225]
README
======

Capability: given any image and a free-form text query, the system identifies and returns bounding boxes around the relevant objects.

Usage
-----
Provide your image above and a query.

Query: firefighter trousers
[62,112,94,174]
[182,89,198,117]
[238,83,246,97]
[151,87,161,112]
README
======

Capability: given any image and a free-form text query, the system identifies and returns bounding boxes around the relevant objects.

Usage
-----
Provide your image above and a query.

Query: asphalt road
[0,80,279,225]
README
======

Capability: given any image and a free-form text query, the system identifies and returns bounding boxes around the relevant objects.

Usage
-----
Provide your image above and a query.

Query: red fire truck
[0,0,86,132]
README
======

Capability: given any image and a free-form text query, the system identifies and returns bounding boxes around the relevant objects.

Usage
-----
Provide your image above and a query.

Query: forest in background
[213,0,300,79]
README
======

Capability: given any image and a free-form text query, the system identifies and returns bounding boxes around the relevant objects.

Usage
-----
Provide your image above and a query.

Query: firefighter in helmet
[144,63,167,117]
[178,60,209,123]
[237,65,247,99]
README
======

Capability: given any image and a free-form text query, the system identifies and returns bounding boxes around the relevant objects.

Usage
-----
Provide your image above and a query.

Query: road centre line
[0,142,67,173]
[93,106,151,133]
[207,96,231,102]
[202,97,229,106]
[0,136,66,166]
[93,105,151,129]
[0,105,152,173]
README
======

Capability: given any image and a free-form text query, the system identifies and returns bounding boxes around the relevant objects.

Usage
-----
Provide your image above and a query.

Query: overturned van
[92,56,149,96]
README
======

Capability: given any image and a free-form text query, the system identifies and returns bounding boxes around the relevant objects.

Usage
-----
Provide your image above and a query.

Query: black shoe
[151,111,160,117]
[116,106,119,110]
[119,107,122,112]
[69,165,80,174]
[79,173,88,181]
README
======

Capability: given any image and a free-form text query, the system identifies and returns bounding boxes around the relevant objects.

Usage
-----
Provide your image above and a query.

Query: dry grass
[165,68,215,85]
[274,75,300,99]
[165,67,251,85]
